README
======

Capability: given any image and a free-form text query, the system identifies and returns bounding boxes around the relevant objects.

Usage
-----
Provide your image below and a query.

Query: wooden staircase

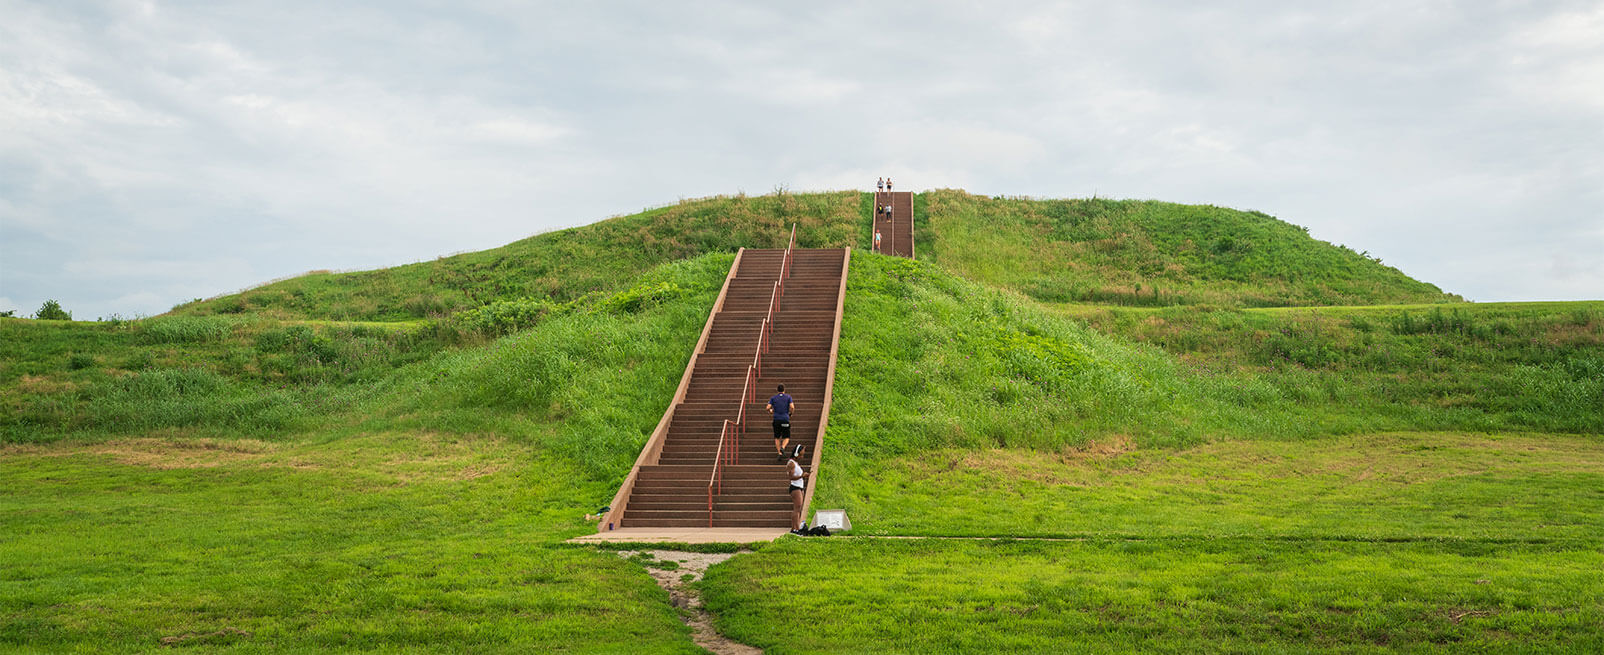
[873,191,915,259]
[599,231,850,530]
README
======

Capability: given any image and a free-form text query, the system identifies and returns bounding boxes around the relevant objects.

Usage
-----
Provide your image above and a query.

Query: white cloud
[465,118,571,145]
[1,0,1601,319]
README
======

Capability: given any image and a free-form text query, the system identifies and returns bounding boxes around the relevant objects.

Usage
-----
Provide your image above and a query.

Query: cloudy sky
[2,1,1601,319]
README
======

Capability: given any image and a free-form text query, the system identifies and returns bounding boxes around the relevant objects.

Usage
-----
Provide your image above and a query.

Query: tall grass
[1067,301,1604,434]
[918,189,1460,307]
[384,254,731,479]
[172,192,862,321]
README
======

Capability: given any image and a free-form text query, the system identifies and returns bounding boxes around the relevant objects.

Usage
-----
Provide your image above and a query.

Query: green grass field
[704,538,1603,654]
[3,191,1600,652]
[1,437,707,653]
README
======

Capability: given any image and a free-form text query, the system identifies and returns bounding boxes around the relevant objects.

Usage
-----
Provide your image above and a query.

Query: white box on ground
[812,509,850,531]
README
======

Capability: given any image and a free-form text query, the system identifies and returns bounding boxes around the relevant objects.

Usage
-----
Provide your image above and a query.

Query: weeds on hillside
[0,255,732,449]
[919,189,1460,308]
[171,192,861,322]
[1069,301,1604,434]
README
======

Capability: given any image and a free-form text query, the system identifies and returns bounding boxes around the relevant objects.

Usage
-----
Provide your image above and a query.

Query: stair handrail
[597,248,746,532]
[755,317,769,377]
[782,223,796,283]
[738,363,755,439]
[890,197,897,257]
[905,194,916,260]
[713,229,798,520]
[708,419,733,527]
[766,281,780,330]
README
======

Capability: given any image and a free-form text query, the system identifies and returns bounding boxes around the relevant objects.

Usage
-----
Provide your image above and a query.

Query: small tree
[35,299,71,321]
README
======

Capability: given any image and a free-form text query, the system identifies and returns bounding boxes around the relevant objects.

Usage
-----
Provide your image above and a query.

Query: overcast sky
[2,1,1601,319]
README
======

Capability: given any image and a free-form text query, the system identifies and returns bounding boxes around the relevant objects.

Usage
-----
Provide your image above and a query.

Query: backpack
[805,525,831,537]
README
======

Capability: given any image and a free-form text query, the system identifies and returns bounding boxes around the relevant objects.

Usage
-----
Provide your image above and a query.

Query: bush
[68,353,96,370]
[451,297,563,337]
[601,281,684,314]
[35,300,70,321]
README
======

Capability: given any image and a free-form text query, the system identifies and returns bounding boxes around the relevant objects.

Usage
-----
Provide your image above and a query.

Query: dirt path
[617,550,761,655]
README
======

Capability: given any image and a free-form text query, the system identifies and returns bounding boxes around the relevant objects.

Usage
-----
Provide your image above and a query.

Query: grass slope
[2,255,736,652]
[1062,301,1604,434]
[698,252,1601,653]
[918,189,1459,307]
[800,251,1604,535]
[169,188,1457,322]
[172,192,862,321]
[704,539,1604,654]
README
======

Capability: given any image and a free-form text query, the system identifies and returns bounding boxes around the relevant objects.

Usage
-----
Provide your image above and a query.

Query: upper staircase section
[599,231,851,531]
[873,191,915,258]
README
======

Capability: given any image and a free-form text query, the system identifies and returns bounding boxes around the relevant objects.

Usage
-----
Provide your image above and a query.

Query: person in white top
[877,177,884,192]
[786,445,811,533]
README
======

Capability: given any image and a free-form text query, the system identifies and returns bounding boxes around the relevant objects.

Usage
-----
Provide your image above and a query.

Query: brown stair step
[637,466,798,479]
[627,501,793,512]
[630,476,803,488]
[622,518,793,528]
[621,509,792,520]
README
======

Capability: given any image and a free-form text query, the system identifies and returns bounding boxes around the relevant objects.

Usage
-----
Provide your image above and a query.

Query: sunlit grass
[919,189,1459,307]
[2,192,1598,652]
[704,538,1604,653]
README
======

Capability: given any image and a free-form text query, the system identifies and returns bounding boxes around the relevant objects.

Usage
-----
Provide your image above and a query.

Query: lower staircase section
[600,243,850,530]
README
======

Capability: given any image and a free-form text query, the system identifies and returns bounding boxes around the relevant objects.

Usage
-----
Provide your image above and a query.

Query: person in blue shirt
[767,384,797,462]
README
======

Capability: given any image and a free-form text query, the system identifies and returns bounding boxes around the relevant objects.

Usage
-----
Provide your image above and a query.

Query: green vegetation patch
[919,189,1458,307]
[830,252,1233,461]
[0,253,747,651]
[0,316,442,443]
[0,441,703,654]
[823,432,1604,540]
[172,192,861,321]
[1062,301,1604,434]
[703,538,1604,654]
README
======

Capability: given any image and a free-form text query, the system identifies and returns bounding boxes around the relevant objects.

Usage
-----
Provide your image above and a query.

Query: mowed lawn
[704,538,1603,654]
[820,432,1604,540]
[704,432,1604,654]
[0,435,702,654]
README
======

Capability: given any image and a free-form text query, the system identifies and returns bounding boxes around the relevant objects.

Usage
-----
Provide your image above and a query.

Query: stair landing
[569,527,790,544]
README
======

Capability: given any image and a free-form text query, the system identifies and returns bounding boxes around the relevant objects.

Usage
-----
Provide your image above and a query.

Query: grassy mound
[171,192,861,321]
[169,188,1458,323]
[4,190,1597,653]
[0,255,736,652]
[1066,300,1604,434]
[918,189,1459,307]
[814,252,1601,535]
